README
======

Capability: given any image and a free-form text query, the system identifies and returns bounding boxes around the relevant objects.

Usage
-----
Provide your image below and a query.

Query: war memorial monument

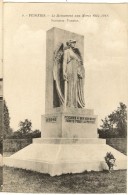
[5,28,127,176]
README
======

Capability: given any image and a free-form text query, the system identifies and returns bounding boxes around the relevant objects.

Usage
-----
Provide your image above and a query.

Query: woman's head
[66,39,76,48]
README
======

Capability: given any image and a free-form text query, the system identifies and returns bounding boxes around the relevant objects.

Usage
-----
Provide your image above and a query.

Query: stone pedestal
[4,138,127,176]
[42,108,98,138]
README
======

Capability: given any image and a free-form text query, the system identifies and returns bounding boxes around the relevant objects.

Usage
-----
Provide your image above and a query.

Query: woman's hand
[78,73,83,79]
[63,73,67,81]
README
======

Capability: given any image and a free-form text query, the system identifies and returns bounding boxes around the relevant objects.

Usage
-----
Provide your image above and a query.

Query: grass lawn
[3,166,127,193]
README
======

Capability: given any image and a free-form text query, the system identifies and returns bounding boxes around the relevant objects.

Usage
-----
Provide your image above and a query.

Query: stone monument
[4,28,127,176]
[42,27,98,139]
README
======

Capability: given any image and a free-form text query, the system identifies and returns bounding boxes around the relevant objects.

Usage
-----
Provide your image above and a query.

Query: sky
[3,3,128,131]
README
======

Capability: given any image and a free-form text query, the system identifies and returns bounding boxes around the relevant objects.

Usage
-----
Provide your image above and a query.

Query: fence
[106,138,127,155]
[3,139,32,153]
[3,138,127,155]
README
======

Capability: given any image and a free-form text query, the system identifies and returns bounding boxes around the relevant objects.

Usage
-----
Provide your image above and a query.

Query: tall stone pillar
[42,27,98,139]
[45,27,84,114]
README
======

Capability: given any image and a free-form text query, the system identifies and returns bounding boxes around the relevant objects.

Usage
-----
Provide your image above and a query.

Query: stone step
[33,138,106,144]
[4,142,127,176]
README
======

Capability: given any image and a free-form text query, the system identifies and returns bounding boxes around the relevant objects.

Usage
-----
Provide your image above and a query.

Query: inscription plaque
[46,117,57,123]
[64,116,96,124]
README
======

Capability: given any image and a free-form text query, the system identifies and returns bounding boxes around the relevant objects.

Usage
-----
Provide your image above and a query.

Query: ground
[2,166,127,193]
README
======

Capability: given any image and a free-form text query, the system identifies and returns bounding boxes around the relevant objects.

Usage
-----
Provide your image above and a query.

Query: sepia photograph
[0,2,127,193]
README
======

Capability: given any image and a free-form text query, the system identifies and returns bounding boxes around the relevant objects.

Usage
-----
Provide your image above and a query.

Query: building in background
[0,78,3,140]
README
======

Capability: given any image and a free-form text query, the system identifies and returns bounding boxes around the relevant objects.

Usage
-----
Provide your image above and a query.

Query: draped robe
[63,47,85,108]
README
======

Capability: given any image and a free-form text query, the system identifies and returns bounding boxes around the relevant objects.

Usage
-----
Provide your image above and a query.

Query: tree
[18,119,32,135]
[31,129,41,138]
[3,101,12,138]
[7,119,41,139]
[98,102,127,138]
[9,128,41,139]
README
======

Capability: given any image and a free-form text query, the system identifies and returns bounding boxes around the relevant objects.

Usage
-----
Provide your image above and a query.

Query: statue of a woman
[53,40,85,108]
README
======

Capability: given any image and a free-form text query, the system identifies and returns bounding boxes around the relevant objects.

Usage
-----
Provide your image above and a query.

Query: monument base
[42,108,98,138]
[4,138,127,176]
